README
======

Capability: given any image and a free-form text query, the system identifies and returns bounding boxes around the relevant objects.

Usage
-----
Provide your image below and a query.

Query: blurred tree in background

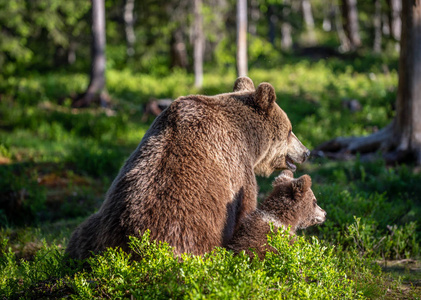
[3,0,420,166]
[0,0,404,77]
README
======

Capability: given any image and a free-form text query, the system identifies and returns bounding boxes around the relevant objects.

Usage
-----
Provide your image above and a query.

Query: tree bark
[124,0,136,57]
[301,0,317,44]
[335,3,351,52]
[281,0,293,51]
[193,0,204,88]
[236,0,248,77]
[171,28,188,69]
[387,0,402,41]
[73,0,109,108]
[268,5,277,46]
[392,0,421,164]
[315,1,421,165]
[373,0,382,53]
[341,0,361,50]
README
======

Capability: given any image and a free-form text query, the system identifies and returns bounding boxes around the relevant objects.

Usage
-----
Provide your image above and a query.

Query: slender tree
[387,0,401,41]
[193,0,204,88]
[170,27,188,69]
[124,0,136,57]
[316,1,421,165]
[341,0,361,50]
[73,0,109,107]
[301,0,317,44]
[373,0,382,53]
[236,0,247,77]
[281,0,293,51]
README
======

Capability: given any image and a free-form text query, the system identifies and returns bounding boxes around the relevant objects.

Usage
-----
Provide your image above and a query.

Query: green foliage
[0,231,391,299]
[0,60,420,297]
[0,165,46,226]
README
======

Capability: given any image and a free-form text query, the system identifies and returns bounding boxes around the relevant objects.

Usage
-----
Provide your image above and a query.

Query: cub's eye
[287,130,292,139]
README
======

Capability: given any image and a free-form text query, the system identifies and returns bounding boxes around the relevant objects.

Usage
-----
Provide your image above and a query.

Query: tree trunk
[193,0,204,88]
[373,0,382,53]
[249,0,260,36]
[335,3,351,52]
[392,0,421,164]
[341,0,361,50]
[236,0,248,77]
[301,0,317,44]
[171,28,188,70]
[124,0,136,57]
[387,0,401,41]
[323,2,334,32]
[73,0,109,108]
[315,1,421,166]
[281,0,292,51]
[268,5,277,46]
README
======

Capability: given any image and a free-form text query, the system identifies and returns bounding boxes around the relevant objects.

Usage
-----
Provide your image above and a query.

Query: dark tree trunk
[341,0,361,50]
[373,0,382,53]
[73,0,109,108]
[335,3,351,52]
[391,0,421,163]
[124,0,136,57]
[315,1,421,165]
[236,0,248,77]
[193,0,204,88]
[268,5,277,46]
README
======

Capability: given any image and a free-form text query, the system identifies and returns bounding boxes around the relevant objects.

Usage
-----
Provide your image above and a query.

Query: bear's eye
[313,199,317,207]
[287,130,292,139]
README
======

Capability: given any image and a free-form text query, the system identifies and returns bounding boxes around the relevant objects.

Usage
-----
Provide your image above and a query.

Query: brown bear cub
[227,170,326,260]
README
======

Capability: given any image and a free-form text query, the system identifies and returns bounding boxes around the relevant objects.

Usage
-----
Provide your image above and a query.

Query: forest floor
[1,57,420,298]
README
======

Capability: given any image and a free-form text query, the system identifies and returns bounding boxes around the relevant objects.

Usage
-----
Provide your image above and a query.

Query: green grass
[0,56,420,298]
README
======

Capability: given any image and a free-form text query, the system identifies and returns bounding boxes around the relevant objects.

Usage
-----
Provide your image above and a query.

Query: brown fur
[66,77,309,259]
[227,170,326,260]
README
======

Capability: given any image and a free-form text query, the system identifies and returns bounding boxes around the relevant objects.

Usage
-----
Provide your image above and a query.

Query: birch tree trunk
[301,0,317,44]
[73,0,109,107]
[124,0,136,57]
[281,0,292,51]
[373,0,382,53]
[387,0,401,41]
[193,0,204,88]
[236,0,247,77]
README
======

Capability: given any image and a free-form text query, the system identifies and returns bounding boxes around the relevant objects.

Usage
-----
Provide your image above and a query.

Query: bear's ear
[233,76,255,92]
[291,174,312,194]
[273,170,294,186]
[253,82,276,112]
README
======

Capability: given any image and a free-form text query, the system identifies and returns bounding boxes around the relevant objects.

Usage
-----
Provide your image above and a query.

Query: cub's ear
[273,170,294,186]
[291,174,312,194]
[233,76,255,92]
[253,82,276,112]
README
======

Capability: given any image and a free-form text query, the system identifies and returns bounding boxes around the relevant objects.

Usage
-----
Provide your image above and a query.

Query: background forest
[0,0,420,298]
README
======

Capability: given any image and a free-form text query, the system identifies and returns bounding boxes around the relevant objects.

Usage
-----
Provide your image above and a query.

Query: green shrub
[0,231,391,299]
[0,166,46,226]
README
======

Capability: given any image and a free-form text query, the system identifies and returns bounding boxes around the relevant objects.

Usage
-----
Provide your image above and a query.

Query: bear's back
[97,96,254,255]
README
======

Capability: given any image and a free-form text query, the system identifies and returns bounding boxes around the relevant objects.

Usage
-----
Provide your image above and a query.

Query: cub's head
[233,77,310,177]
[264,170,326,230]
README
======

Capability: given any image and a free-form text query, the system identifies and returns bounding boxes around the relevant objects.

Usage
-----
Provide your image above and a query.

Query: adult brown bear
[66,77,310,259]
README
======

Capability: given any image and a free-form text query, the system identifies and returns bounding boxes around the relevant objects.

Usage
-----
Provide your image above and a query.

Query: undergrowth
[0,60,420,298]
[0,230,391,299]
